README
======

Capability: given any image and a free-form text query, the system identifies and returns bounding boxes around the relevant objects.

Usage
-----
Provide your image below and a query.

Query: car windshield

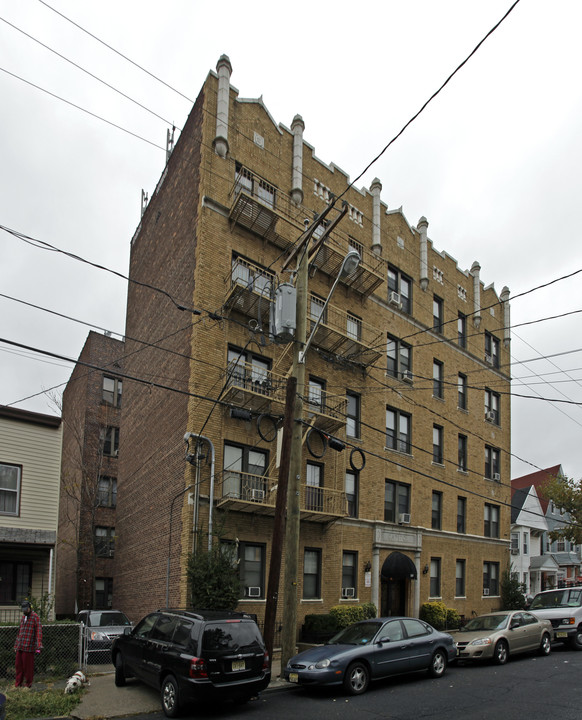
[530,589,582,609]
[88,611,131,627]
[462,614,509,632]
[327,621,383,646]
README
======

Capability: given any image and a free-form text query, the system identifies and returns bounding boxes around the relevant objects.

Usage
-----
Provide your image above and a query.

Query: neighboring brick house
[55,331,124,616]
[114,56,512,630]
[512,465,582,589]
[0,405,62,622]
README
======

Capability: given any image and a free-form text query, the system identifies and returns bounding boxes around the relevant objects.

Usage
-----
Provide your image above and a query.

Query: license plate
[289,672,298,683]
[232,660,245,671]
[556,632,568,638]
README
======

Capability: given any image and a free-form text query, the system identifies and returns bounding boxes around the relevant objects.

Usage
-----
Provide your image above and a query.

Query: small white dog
[65,670,89,694]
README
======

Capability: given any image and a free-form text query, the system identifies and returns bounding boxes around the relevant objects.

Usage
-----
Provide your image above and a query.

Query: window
[484,504,500,538]
[432,491,442,530]
[511,532,519,552]
[0,561,31,603]
[456,560,466,597]
[433,296,444,334]
[231,254,273,297]
[346,313,362,341]
[523,532,529,555]
[100,427,119,457]
[345,470,358,518]
[457,497,467,534]
[483,561,500,596]
[485,445,501,481]
[458,373,467,410]
[387,335,412,380]
[235,163,276,208]
[384,480,410,523]
[95,578,113,609]
[303,548,322,599]
[308,377,326,412]
[309,294,327,327]
[0,463,21,515]
[342,551,357,597]
[485,389,500,424]
[432,425,443,465]
[102,376,122,407]
[388,265,412,314]
[386,407,411,454]
[95,527,115,557]
[239,542,265,598]
[556,539,566,552]
[433,360,444,399]
[458,313,467,348]
[430,558,441,597]
[223,443,267,500]
[346,392,360,438]
[458,435,467,472]
[227,347,270,392]
[485,332,500,368]
[306,462,323,512]
[97,476,117,508]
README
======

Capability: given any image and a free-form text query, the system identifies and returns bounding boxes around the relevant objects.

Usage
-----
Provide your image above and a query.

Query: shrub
[419,601,447,630]
[360,602,377,619]
[446,607,461,629]
[301,614,339,642]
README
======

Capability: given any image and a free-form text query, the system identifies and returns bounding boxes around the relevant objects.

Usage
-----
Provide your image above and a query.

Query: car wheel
[161,675,181,718]
[343,662,370,695]
[570,626,582,650]
[539,632,551,656]
[428,649,447,678]
[493,639,509,665]
[114,654,126,687]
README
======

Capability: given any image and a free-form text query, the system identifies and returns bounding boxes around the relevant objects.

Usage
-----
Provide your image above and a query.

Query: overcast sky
[1,0,581,481]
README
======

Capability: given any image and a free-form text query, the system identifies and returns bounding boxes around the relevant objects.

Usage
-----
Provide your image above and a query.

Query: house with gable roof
[512,465,581,589]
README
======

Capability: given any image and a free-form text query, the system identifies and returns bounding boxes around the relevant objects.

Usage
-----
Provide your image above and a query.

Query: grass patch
[0,683,84,720]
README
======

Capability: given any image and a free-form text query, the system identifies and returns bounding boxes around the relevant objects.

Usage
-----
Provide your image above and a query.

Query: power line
[37,0,195,104]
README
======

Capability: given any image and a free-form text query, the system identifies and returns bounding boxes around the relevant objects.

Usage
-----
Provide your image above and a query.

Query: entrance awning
[381,551,417,580]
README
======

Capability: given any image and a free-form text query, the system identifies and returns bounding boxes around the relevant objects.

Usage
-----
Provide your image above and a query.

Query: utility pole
[263,376,296,667]
[280,242,308,671]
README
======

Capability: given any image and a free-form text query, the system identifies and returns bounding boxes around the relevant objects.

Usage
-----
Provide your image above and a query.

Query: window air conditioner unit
[389,291,402,308]
[401,370,413,384]
[483,588,490,596]
[399,513,411,525]
[342,587,355,599]
[485,353,493,364]
[247,587,261,598]
[511,548,519,555]
[251,489,265,501]
[485,410,496,422]
[493,472,501,481]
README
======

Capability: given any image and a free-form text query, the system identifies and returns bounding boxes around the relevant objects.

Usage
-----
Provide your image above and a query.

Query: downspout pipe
[184,433,216,551]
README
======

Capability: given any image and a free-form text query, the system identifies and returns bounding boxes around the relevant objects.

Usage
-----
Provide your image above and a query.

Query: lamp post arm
[298,271,343,364]
[165,483,194,609]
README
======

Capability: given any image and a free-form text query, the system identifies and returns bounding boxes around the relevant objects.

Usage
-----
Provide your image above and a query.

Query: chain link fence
[0,623,83,682]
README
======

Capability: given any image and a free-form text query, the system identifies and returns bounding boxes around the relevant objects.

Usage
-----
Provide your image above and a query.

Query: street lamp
[280,246,361,669]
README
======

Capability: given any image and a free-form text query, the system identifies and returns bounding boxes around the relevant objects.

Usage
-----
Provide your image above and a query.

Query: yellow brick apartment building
[114,56,512,632]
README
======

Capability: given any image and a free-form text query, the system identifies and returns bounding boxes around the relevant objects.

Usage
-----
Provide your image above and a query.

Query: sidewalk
[68,657,288,719]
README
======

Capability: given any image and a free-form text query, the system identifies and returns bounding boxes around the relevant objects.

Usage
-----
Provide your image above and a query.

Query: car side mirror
[510,621,520,630]
[124,627,132,635]
[377,637,390,644]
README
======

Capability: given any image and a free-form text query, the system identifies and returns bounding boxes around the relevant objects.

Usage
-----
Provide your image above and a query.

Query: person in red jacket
[14,600,43,687]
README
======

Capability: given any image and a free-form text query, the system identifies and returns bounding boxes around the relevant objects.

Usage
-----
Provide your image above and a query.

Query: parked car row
[110,588,582,717]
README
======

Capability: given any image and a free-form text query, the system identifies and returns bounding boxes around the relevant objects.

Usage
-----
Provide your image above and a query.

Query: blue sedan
[284,617,456,695]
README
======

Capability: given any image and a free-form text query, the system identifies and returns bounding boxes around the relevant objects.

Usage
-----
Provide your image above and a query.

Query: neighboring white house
[512,465,581,591]
[0,406,62,621]
[511,484,557,595]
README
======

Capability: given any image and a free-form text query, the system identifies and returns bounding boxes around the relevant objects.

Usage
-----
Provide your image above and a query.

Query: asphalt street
[123,644,582,720]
